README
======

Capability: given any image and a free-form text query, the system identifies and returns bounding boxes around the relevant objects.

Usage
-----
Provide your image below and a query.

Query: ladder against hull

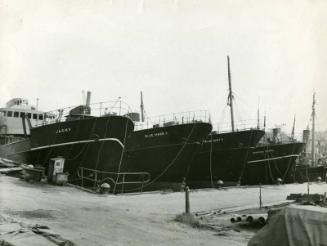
[77,167,151,194]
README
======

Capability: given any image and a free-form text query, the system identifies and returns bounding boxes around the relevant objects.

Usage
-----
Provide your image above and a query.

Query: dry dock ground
[1,175,327,246]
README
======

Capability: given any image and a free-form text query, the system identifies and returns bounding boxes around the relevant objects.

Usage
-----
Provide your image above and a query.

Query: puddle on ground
[6,209,58,219]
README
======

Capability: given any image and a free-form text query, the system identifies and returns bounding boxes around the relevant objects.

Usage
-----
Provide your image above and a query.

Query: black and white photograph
[0,0,326,245]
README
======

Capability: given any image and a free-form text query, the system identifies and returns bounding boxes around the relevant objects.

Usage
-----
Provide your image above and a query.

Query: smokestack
[86,91,91,106]
[140,91,145,122]
[302,129,310,144]
[272,128,280,143]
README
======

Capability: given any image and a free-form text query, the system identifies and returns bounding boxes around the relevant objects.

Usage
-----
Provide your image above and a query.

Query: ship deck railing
[134,110,211,131]
[77,167,151,194]
[35,99,133,127]
[211,119,261,134]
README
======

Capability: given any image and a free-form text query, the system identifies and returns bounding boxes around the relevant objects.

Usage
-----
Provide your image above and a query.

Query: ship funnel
[272,128,281,143]
[302,129,310,144]
[86,91,91,106]
[302,129,310,157]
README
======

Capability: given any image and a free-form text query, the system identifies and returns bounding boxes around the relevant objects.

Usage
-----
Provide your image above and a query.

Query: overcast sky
[0,0,326,136]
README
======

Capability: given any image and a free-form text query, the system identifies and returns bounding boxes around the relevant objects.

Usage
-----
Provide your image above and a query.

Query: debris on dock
[287,193,327,206]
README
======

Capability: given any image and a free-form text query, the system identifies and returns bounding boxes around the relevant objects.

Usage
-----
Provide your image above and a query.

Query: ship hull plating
[188,129,265,187]
[243,142,305,184]
[122,122,212,189]
[0,115,134,178]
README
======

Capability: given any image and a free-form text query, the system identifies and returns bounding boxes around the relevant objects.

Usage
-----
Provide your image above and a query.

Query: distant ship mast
[227,56,235,132]
[140,91,145,122]
[291,115,296,140]
[311,92,316,166]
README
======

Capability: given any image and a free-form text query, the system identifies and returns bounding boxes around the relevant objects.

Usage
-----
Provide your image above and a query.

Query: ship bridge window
[39,114,44,120]
[20,112,25,118]
[7,111,13,117]
[33,114,37,120]
[27,113,31,119]
[13,112,19,118]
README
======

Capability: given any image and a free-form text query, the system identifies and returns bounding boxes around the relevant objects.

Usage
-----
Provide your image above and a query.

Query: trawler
[0,93,135,187]
[244,127,305,185]
[188,56,265,187]
[0,92,213,192]
[295,93,327,182]
[116,92,213,191]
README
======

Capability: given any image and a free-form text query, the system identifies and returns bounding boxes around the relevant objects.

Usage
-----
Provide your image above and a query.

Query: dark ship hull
[121,122,212,191]
[243,142,305,184]
[188,129,265,188]
[0,115,134,178]
[294,165,327,183]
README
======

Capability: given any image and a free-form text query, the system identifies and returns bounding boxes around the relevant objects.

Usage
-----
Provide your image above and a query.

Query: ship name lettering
[144,131,168,138]
[203,138,224,143]
[56,128,72,134]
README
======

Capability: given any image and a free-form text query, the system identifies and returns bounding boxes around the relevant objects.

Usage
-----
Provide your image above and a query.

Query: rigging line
[122,122,197,192]
[41,119,63,166]
[237,130,255,183]
[266,146,282,179]
[217,106,227,130]
[94,116,111,173]
[184,141,201,179]
[209,133,214,188]
[66,117,82,160]
[76,117,99,171]
[114,118,131,189]
[266,145,275,183]
[264,157,268,184]
[282,143,298,182]
[268,162,275,183]
[65,142,90,161]
[265,148,275,183]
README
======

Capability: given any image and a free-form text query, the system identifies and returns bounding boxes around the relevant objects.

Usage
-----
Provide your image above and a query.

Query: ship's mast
[257,97,260,129]
[311,92,316,166]
[227,56,235,132]
[291,115,296,140]
[140,91,145,122]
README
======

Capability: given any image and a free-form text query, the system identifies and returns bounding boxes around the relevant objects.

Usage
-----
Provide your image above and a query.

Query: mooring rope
[113,117,132,192]
[209,133,214,188]
[76,117,99,170]
[121,122,197,193]
[237,129,256,184]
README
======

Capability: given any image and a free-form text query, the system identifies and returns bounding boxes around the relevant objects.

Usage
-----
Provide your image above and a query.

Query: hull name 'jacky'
[56,128,72,134]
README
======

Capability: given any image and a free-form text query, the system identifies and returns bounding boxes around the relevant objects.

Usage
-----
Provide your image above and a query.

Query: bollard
[276,178,282,185]
[185,186,190,214]
[217,180,224,189]
[100,183,111,194]
[180,177,186,192]
[259,184,262,209]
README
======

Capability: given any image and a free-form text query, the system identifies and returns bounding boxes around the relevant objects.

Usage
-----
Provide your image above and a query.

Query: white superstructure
[0,98,49,136]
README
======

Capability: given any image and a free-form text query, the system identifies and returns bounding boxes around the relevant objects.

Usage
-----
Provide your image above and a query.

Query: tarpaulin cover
[248,205,327,246]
